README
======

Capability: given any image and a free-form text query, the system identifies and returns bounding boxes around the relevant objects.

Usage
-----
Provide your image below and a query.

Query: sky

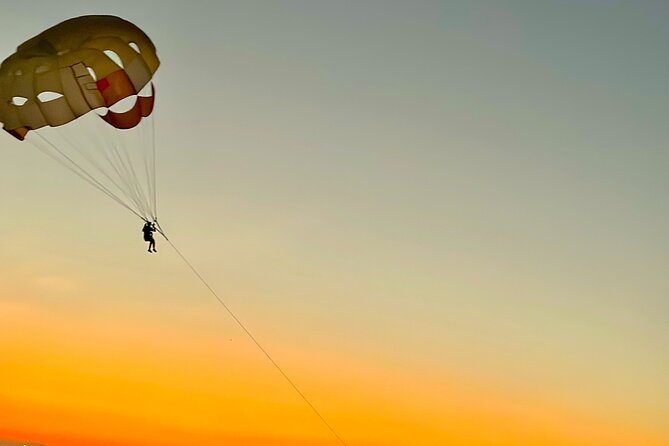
[0,1,668,445]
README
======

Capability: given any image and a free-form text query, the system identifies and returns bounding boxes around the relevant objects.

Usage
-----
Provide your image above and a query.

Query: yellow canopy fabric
[0,15,159,140]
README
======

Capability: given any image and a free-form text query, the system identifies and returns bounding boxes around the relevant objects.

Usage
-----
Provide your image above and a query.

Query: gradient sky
[1,1,668,445]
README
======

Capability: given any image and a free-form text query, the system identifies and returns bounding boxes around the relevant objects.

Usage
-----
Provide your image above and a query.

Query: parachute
[0,15,160,222]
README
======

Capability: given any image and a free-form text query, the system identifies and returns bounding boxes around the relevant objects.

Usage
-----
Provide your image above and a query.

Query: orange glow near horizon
[1,304,668,446]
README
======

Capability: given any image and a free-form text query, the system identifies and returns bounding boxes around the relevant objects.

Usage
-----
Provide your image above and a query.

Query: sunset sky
[1,1,668,445]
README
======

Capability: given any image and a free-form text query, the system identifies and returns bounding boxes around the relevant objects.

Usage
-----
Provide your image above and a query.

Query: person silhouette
[142,221,157,253]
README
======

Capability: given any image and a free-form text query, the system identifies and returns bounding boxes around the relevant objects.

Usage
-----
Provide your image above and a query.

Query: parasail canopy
[0,15,159,140]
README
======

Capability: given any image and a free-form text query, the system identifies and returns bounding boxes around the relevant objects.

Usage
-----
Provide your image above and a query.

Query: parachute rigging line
[157,229,348,446]
[30,132,145,220]
[151,115,157,220]
[27,112,158,222]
